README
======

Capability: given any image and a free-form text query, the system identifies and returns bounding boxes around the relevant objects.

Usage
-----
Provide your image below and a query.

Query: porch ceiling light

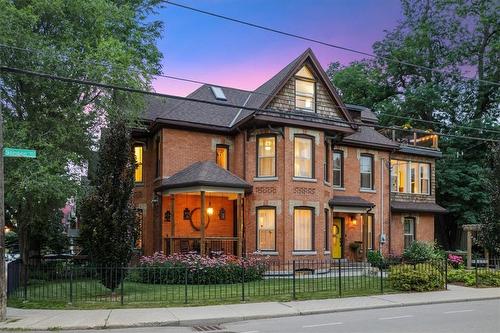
[207,201,214,216]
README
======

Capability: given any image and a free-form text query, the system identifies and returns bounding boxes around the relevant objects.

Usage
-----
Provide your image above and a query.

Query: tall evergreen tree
[79,117,137,291]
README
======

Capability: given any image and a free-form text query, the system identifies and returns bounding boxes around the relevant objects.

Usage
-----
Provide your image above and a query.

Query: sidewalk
[1,285,499,330]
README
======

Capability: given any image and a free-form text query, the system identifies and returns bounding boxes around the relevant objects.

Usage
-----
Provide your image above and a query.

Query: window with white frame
[257,207,276,251]
[294,136,314,178]
[333,150,343,188]
[360,154,374,189]
[257,136,276,177]
[403,217,416,249]
[391,160,431,195]
[295,66,315,111]
[294,208,314,251]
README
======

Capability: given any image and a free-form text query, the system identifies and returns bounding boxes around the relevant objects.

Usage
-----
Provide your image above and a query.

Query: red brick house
[132,48,446,261]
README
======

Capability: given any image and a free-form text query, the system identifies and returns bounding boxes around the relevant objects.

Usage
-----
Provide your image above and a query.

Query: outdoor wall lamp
[164,210,171,222]
[183,208,191,220]
[351,215,357,225]
[207,201,214,216]
[218,208,226,220]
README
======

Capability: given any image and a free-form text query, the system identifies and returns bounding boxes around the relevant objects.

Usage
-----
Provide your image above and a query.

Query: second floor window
[360,154,374,190]
[324,141,330,183]
[257,207,276,251]
[391,160,431,195]
[216,145,229,170]
[333,150,343,188]
[257,136,276,177]
[294,136,314,178]
[134,145,143,183]
[295,65,315,112]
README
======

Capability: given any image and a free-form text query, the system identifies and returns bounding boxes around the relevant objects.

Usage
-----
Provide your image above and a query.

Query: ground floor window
[257,207,276,251]
[403,217,416,249]
[294,207,314,251]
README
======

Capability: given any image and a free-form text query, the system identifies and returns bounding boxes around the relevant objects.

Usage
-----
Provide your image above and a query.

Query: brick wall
[391,212,435,255]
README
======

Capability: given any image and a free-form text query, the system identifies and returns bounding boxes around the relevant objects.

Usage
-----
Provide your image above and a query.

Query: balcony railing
[165,237,239,256]
[381,128,439,150]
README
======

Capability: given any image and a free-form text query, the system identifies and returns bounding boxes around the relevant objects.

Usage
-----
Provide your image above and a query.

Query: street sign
[3,148,37,158]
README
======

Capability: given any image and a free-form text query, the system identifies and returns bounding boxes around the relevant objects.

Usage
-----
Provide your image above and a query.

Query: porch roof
[328,196,375,213]
[391,201,447,213]
[156,161,252,193]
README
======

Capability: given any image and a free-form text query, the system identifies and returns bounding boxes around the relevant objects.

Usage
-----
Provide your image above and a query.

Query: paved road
[43,299,500,333]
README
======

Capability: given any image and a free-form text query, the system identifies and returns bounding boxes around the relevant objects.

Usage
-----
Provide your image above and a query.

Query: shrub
[447,254,464,269]
[388,263,444,291]
[367,250,385,268]
[402,241,443,262]
[447,268,500,287]
[134,253,268,285]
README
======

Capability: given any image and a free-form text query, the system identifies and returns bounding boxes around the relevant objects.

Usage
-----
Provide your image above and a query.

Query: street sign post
[3,148,37,158]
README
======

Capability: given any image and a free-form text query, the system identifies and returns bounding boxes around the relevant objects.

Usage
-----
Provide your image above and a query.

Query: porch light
[207,202,214,216]
[164,210,171,222]
[351,215,357,226]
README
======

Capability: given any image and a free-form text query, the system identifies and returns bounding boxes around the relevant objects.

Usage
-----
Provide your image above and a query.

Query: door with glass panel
[331,217,343,259]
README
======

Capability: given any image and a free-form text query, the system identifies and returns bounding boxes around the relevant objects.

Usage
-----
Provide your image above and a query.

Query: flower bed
[132,253,268,285]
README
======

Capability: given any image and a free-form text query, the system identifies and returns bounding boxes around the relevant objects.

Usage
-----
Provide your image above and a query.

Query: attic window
[210,86,227,101]
[295,66,315,112]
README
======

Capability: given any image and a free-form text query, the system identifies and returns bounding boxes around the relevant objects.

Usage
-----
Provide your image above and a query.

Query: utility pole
[0,85,6,321]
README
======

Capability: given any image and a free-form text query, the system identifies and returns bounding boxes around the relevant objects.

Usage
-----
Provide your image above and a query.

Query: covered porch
[157,161,252,257]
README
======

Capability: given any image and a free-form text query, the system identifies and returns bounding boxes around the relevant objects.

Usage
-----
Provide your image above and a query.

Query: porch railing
[165,237,239,256]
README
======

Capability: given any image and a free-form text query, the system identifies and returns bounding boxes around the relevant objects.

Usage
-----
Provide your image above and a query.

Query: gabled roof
[156,161,252,191]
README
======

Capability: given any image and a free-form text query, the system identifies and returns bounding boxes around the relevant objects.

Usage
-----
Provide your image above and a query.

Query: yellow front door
[331,218,342,259]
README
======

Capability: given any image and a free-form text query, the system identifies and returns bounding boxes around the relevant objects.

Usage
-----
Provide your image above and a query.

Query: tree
[0,0,162,262]
[79,118,137,291]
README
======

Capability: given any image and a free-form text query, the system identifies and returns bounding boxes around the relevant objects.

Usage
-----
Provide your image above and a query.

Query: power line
[1,65,498,144]
[1,43,499,135]
[162,0,500,87]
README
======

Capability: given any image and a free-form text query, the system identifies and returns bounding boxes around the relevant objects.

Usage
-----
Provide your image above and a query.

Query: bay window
[294,207,314,251]
[257,207,276,251]
[391,160,431,195]
[294,136,314,178]
[257,136,276,177]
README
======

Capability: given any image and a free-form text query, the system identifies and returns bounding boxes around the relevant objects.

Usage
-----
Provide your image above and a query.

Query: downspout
[380,157,384,253]
[282,129,286,260]
[388,150,395,254]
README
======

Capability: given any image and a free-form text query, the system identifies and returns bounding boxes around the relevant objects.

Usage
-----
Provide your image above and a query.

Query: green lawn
[8,276,397,309]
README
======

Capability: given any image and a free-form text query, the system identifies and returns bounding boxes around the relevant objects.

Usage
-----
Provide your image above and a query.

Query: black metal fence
[7,258,450,306]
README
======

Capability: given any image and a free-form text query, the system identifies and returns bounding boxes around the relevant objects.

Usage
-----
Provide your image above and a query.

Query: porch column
[200,191,206,256]
[169,194,175,255]
[362,213,369,261]
[237,194,243,257]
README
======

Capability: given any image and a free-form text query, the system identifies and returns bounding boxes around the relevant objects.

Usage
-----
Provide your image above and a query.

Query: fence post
[23,264,28,301]
[120,268,124,306]
[241,264,245,302]
[380,264,384,294]
[292,260,296,300]
[184,267,188,304]
[444,258,448,290]
[475,261,479,288]
[69,268,73,304]
[338,259,342,298]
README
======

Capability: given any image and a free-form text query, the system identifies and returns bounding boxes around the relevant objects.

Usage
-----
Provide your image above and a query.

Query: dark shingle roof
[391,201,447,213]
[345,104,378,123]
[328,196,375,208]
[343,125,399,149]
[156,161,252,191]
[398,145,443,158]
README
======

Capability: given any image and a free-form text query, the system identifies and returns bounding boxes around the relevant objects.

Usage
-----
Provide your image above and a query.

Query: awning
[391,201,447,214]
[156,161,252,194]
[328,196,375,213]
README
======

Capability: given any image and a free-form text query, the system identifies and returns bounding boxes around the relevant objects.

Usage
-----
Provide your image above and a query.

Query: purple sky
[150,0,402,96]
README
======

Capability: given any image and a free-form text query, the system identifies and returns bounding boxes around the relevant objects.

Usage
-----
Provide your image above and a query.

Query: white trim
[333,206,371,214]
[292,251,317,256]
[333,187,346,191]
[163,186,245,195]
[360,188,376,193]
[253,177,278,182]
[292,177,317,183]
[253,251,279,256]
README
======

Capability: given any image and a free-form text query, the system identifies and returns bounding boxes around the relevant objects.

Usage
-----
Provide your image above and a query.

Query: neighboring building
[131,48,446,261]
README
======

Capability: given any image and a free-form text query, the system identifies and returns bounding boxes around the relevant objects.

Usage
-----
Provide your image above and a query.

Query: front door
[331,217,343,259]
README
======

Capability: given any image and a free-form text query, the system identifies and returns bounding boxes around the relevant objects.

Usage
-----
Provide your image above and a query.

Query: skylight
[210,86,227,101]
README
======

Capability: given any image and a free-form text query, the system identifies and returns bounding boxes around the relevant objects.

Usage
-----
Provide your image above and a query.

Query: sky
[150,0,402,96]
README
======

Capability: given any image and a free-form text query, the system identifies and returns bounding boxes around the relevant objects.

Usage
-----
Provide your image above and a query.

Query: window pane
[403,218,415,249]
[294,137,313,178]
[294,209,313,251]
[216,146,228,170]
[295,78,315,111]
[333,151,343,187]
[296,95,314,110]
[398,161,408,192]
[420,163,430,194]
[410,163,418,193]
[134,146,143,183]
[257,209,275,251]
[360,155,373,189]
[258,137,276,177]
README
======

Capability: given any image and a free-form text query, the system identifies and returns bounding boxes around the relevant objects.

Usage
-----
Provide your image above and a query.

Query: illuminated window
[420,163,430,194]
[391,160,431,195]
[410,163,418,193]
[360,154,374,189]
[294,136,314,178]
[134,145,143,183]
[216,145,229,170]
[257,136,276,177]
[295,66,315,111]
[257,207,276,251]
[294,208,314,251]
